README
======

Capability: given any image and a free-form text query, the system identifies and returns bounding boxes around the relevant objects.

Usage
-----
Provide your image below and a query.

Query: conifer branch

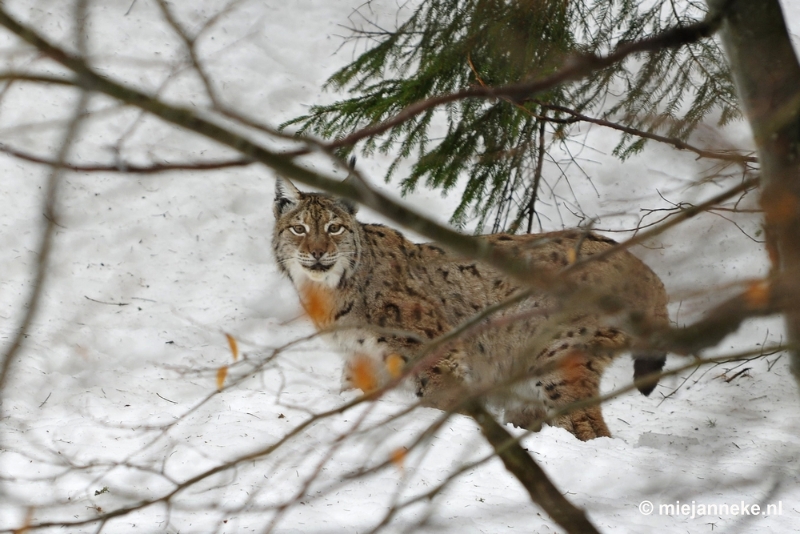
[324,16,723,150]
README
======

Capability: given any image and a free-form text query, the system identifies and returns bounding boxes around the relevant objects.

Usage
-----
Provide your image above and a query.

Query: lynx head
[272,178,361,288]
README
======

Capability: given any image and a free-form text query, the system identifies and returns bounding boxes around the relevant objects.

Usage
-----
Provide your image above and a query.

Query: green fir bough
[283,0,738,232]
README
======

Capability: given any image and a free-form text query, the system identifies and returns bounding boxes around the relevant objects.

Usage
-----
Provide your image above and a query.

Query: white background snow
[0,0,799,532]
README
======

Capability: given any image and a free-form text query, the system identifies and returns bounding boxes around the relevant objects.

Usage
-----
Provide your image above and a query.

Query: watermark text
[639,500,783,519]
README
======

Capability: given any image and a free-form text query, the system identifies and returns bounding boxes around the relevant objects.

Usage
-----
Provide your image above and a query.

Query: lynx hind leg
[515,328,627,440]
[632,351,667,396]
[540,360,611,441]
[503,364,610,441]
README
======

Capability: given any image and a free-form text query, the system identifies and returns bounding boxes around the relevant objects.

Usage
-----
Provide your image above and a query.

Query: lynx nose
[310,250,324,260]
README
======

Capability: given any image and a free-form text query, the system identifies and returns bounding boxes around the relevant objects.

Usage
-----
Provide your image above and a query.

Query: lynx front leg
[336,331,417,393]
[414,347,472,412]
[503,402,546,433]
[340,360,357,392]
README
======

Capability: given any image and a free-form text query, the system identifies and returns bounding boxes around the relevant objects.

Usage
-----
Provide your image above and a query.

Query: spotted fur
[272,178,669,440]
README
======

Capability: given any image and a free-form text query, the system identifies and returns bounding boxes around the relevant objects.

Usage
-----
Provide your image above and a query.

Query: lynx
[272,178,669,440]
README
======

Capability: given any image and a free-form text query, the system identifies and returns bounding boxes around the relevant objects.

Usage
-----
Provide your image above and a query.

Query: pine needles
[282,0,737,232]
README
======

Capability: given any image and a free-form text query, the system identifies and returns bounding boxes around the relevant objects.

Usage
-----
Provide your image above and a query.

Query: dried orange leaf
[216,366,228,390]
[351,353,378,393]
[225,333,239,361]
[744,280,770,309]
[390,447,407,470]
[385,353,405,378]
[559,350,585,383]
[566,248,577,265]
[300,283,334,327]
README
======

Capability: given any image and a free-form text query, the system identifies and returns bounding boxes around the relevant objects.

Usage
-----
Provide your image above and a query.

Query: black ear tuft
[337,198,358,215]
[274,178,301,217]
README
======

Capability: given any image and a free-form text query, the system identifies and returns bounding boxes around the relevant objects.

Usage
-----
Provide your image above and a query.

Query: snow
[1,0,799,532]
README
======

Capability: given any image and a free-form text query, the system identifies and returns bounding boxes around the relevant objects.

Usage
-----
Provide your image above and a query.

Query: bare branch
[539,102,758,164]
[565,175,759,273]
[465,402,600,534]
[0,26,90,399]
[0,72,76,85]
[0,144,254,173]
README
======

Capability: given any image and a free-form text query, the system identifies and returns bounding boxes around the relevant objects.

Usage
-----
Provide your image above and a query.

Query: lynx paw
[552,406,610,441]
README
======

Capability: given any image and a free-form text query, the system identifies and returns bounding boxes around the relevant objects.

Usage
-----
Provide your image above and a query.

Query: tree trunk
[709,0,800,385]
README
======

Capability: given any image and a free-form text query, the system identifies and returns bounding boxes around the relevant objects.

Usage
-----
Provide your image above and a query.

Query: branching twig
[564,175,759,273]
[538,102,758,164]
[155,0,221,107]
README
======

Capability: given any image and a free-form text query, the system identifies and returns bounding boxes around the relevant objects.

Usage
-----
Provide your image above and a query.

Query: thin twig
[156,393,177,404]
[155,0,221,106]
[0,144,254,173]
[84,296,130,306]
[538,102,758,164]
[527,119,547,233]
[564,176,759,274]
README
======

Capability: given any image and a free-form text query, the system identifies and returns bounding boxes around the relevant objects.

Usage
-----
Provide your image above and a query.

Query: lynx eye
[289,225,306,236]
[327,223,345,235]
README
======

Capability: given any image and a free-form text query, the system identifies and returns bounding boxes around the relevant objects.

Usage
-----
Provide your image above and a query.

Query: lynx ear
[337,156,358,215]
[336,197,358,215]
[274,177,301,217]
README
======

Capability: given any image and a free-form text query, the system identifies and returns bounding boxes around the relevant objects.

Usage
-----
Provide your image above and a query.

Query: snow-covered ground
[1,0,799,532]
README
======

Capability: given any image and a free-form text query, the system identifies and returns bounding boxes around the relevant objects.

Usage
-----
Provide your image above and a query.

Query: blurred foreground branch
[466,402,600,533]
[0,144,254,173]
[710,0,800,385]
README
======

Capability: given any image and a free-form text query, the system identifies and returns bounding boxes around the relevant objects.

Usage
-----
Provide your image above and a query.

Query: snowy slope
[1,0,799,532]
